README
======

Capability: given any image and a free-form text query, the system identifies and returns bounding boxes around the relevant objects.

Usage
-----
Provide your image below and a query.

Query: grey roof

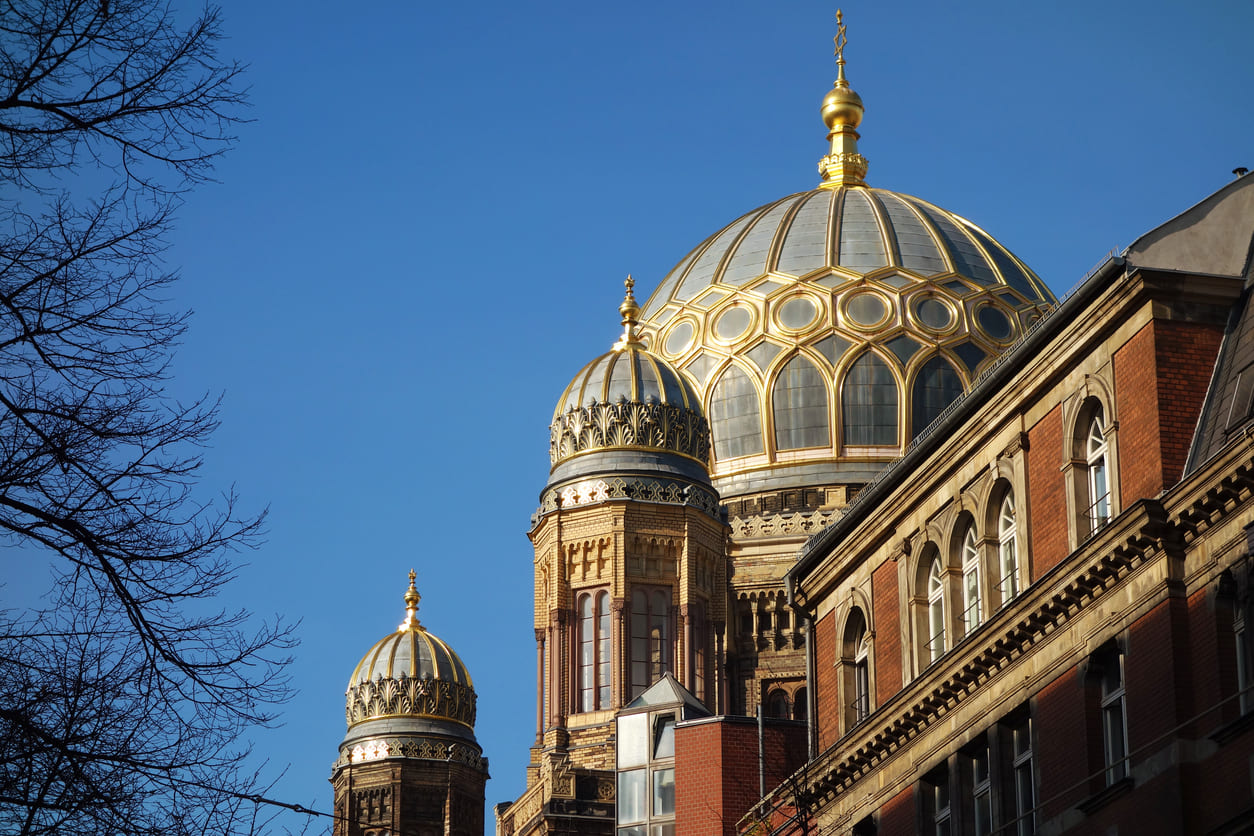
[620,672,711,719]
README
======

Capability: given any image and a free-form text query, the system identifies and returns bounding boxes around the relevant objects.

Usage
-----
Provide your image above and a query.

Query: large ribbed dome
[633,42,1056,500]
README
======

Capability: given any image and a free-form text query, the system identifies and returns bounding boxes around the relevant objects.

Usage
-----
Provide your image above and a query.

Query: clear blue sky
[12,0,1253,832]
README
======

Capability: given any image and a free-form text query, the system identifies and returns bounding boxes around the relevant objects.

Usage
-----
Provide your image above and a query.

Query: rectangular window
[1010,718,1035,836]
[1236,600,1250,715]
[1099,650,1128,784]
[854,652,870,724]
[617,769,647,824]
[970,745,991,836]
[924,769,950,836]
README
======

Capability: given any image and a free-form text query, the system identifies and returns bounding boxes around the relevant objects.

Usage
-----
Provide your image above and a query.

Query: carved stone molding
[537,475,720,519]
[334,735,488,772]
[550,400,710,468]
[729,508,841,540]
[345,674,476,728]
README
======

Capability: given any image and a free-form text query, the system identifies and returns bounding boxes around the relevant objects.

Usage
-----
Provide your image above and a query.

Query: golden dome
[344,571,476,733]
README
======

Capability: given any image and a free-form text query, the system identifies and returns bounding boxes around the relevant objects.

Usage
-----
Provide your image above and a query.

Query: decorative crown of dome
[549,278,712,477]
[344,571,476,732]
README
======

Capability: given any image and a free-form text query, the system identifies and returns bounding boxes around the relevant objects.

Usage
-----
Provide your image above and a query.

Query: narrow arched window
[773,354,830,450]
[710,365,764,460]
[766,689,789,719]
[927,557,946,663]
[842,352,898,446]
[578,591,611,711]
[960,523,982,637]
[631,588,672,698]
[1086,411,1110,534]
[997,491,1020,603]
[911,355,963,439]
[841,607,871,731]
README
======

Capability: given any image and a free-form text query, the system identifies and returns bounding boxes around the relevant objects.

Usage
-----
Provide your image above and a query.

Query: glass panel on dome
[777,295,819,331]
[877,273,914,289]
[810,334,851,367]
[777,191,833,276]
[977,305,1014,341]
[675,211,758,302]
[842,352,898,446]
[912,355,964,438]
[710,365,764,459]
[642,246,700,319]
[943,279,972,295]
[714,306,752,341]
[723,199,794,286]
[745,341,783,374]
[692,288,729,310]
[875,192,948,275]
[914,205,998,286]
[773,354,830,450]
[636,354,660,403]
[663,320,695,357]
[965,224,1045,301]
[886,334,921,366]
[916,296,953,331]
[952,341,987,376]
[846,292,888,327]
[838,189,889,273]
[683,352,718,386]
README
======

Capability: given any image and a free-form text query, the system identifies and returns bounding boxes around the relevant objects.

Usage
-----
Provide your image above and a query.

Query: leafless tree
[0,2,296,832]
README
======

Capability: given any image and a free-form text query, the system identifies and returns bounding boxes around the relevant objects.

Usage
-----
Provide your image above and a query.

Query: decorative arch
[709,362,764,460]
[912,543,947,669]
[952,511,982,640]
[841,350,899,447]
[985,479,1022,607]
[839,606,872,731]
[772,352,831,451]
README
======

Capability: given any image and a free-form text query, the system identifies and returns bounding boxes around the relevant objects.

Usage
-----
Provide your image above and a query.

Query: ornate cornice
[346,674,476,729]
[334,734,487,773]
[536,475,721,520]
[730,508,841,540]
[549,400,710,469]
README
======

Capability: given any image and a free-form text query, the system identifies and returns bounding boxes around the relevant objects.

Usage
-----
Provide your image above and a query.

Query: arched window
[959,522,982,638]
[842,352,898,446]
[841,608,871,729]
[631,588,671,698]
[997,491,1021,603]
[766,689,789,719]
[927,555,946,664]
[578,591,611,712]
[794,687,809,723]
[1085,410,1110,534]
[710,365,764,460]
[911,355,963,439]
[773,354,830,450]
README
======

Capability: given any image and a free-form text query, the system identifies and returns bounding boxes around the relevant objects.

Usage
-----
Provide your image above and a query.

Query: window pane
[652,767,675,816]
[843,353,898,446]
[653,714,675,759]
[774,354,830,450]
[912,355,963,438]
[617,769,647,823]
[711,365,764,459]
[618,713,649,768]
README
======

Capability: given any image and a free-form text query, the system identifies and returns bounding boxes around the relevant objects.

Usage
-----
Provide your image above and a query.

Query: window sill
[1210,708,1254,746]
[1077,776,1133,815]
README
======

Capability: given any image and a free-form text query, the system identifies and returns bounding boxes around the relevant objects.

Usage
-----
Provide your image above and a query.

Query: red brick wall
[1034,667,1089,817]
[1114,323,1164,503]
[676,718,807,836]
[1153,319,1224,487]
[877,785,914,836]
[1026,404,1066,578]
[872,558,901,704]
[1126,598,1193,753]
[813,610,838,749]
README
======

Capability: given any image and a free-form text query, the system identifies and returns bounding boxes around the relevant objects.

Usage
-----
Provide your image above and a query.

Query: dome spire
[613,276,644,350]
[399,568,423,631]
[818,9,869,188]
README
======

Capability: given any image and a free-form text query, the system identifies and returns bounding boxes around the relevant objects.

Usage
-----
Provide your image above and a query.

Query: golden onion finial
[613,275,643,350]
[818,8,869,188]
[399,568,422,631]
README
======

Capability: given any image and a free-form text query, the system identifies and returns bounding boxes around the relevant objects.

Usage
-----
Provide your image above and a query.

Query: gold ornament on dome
[819,9,869,187]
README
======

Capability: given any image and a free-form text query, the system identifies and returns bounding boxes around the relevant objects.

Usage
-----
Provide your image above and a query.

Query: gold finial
[834,9,848,87]
[613,276,643,350]
[818,9,869,188]
[399,568,422,631]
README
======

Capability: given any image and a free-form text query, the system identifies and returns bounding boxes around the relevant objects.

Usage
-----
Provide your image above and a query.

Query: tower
[331,573,488,836]
[515,281,728,833]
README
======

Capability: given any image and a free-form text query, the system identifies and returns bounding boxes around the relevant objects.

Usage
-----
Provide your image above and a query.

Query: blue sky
[12,0,1254,831]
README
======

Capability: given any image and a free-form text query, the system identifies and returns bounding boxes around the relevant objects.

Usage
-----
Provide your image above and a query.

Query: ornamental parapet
[549,399,711,468]
[345,673,476,729]
[534,475,721,522]
[333,734,488,772]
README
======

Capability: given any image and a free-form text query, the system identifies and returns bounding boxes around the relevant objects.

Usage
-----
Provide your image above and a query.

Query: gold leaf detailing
[345,673,477,728]
[550,401,711,467]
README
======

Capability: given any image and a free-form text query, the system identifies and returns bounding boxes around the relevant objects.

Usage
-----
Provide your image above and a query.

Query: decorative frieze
[535,476,721,518]
[346,674,476,728]
[334,735,488,772]
[550,399,711,467]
